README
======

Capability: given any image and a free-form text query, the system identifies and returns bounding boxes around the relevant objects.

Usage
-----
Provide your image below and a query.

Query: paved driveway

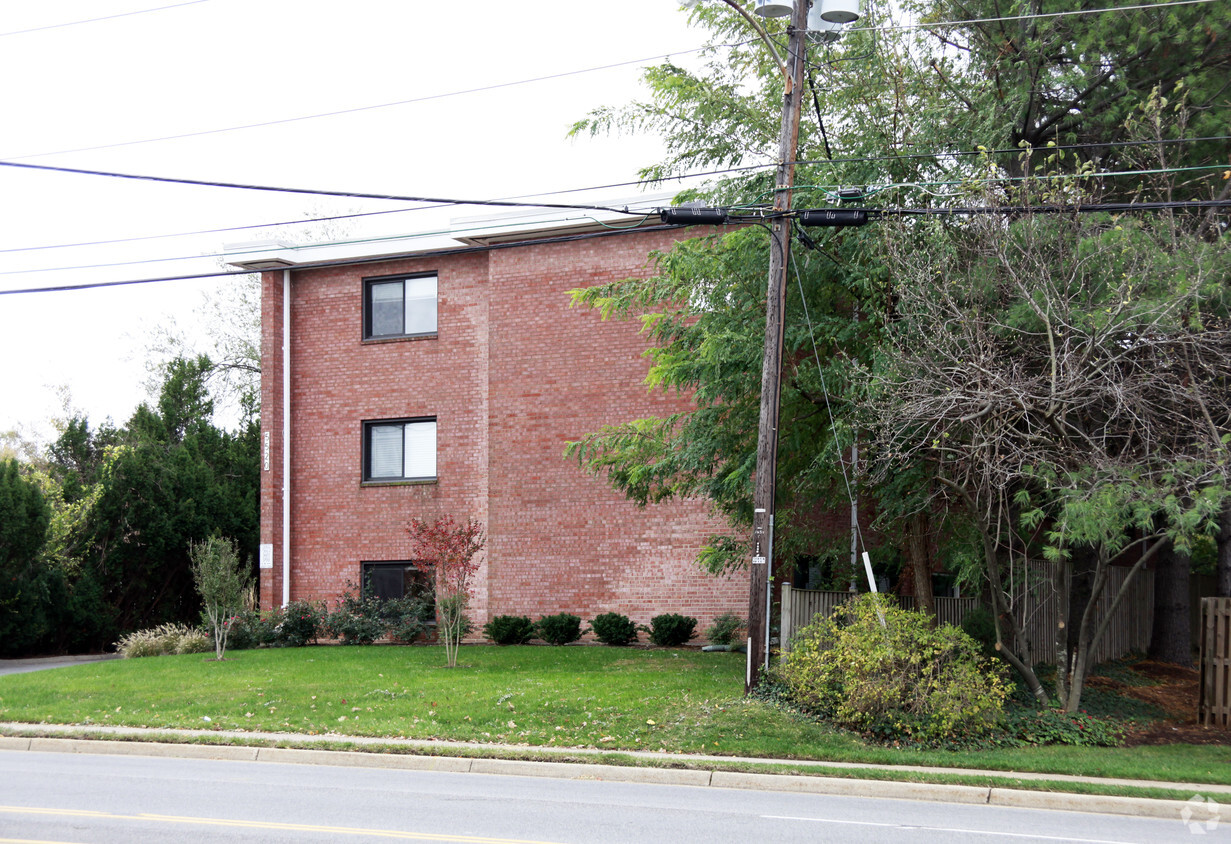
[0,655,119,677]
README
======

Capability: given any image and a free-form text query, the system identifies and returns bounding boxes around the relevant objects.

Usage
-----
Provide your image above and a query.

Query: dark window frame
[362,416,437,483]
[360,561,436,627]
[361,561,433,603]
[362,272,439,340]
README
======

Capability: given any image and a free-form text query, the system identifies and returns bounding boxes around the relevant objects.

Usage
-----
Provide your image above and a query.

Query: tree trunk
[1148,539,1193,666]
[907,509,936,621]
[1217,500,1231,598]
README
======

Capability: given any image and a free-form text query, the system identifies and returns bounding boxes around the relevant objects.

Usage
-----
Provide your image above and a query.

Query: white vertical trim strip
[282,269,291,608]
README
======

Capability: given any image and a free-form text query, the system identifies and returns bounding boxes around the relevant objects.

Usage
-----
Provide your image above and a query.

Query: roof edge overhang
[223,194,675,272]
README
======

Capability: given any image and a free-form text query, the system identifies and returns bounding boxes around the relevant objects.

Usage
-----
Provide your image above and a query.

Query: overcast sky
[0,0,716,445]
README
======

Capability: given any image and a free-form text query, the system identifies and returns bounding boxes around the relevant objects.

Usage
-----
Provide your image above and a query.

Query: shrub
[535,613,583,645]
[276,600,325,647]
[704,612,744,646]
[591,612,638,646]
[484,615,535,645]
[779,594,1007,744]
[648,613,697,647]
[225,610,260,650]
[325,583,386,645]
[1005,708,1125,747]
[960,604,999,658]
[116,623,210,658]
[383,594,435,643]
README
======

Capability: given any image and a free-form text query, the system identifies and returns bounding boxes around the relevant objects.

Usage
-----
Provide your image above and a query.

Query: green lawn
[1,645,1227,787]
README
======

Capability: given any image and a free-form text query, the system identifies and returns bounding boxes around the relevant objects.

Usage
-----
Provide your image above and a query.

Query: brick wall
[261,227,745,634]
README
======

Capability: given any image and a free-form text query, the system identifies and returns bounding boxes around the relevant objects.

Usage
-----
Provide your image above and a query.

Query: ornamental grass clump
[779,594,1008,745]
[116,623,210,658]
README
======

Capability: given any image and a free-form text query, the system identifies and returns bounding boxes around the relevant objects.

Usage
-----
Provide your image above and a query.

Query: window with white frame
[364,274,437,339]
[363,418,437,482]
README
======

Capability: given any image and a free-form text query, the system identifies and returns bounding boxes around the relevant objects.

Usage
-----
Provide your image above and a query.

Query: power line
[0,224,682,297]
[0,159,632,214]
[10,162,1224,277]
[0,204,443,256]
[847,0,1216,33]
[5,196,1228,296]
[2,138,1226,258]
[884,199,1231,217]
[1,45,713,162]
[0,0,208,38]
[0,209,659,277]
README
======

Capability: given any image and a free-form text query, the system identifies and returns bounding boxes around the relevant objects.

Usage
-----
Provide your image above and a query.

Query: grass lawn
[1,644,1227,787]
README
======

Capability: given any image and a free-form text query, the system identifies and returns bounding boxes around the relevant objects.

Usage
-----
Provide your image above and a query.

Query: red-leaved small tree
[407,516,485,667]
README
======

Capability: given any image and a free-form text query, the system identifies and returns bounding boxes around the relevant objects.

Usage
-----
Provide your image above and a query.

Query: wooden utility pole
[746,1,810,692]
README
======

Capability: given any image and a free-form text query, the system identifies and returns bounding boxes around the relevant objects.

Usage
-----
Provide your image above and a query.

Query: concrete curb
[0,733,1215,821]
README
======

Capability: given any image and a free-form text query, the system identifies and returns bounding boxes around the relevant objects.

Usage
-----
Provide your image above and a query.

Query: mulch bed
[1085,660,1231,746]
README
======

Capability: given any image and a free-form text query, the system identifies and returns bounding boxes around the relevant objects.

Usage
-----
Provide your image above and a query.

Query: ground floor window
[362,561,432,602]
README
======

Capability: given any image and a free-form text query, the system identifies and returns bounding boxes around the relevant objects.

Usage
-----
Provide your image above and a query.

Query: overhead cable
[1,45,714,162]
[0,0,208,38]
[0,159,632,214]
[847,0,1216,33]
[0,224,681,296]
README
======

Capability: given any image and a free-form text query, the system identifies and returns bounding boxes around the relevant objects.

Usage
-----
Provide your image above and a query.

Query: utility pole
[746,0,810,693]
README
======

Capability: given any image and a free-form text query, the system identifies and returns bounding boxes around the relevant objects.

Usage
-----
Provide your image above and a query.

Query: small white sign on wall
[263,431,271,471]
[259,543,274,570]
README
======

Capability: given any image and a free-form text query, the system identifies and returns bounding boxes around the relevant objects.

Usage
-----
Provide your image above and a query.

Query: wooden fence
[779,587,975,650]
[780,563,1154,666]
[1199,597,1231,728]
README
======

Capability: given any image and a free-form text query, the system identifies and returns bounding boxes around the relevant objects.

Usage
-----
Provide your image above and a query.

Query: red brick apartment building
[233,215,745,636]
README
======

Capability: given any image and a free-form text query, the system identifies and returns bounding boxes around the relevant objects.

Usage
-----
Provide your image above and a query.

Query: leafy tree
[42,355,258,647]
[407,516,485,667]
[0,459,51,654]
[868,185,1231,708]
[570,1,1230,709]
[190,534,250,660]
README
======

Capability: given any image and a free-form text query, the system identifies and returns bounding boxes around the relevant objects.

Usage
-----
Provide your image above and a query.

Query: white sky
[0,0,710,445]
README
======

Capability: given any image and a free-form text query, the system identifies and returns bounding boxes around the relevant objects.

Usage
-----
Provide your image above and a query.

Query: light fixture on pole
[754,0,795,17]
[818,0,861,24]
[806,3,844,43]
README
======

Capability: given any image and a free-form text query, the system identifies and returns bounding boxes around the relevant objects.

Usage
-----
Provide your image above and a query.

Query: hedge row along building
[232,210,745,635]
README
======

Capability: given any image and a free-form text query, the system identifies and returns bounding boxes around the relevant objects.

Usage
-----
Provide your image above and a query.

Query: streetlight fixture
[754,0,795,16]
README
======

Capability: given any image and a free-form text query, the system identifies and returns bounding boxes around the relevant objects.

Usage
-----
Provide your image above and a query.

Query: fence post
[781,583,794,653]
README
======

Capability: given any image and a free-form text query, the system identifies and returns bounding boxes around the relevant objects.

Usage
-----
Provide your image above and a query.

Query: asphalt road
[0,749,1208,844]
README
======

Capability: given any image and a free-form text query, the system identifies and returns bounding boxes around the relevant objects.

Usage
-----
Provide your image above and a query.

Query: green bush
[116,623,210,658]
[648,613,697,647]
[779,594,1008,745]
[704,612,744,646]
[591,612,638,646]
[484,615,535,645]
[1005,708,1125,747]
[276,600,325,647]
[325,584,387,645]
[225,608,281,649]
[535,613,583,645]
[224,610,259,650]
[960,604,999,658]
[383,595,435,644]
